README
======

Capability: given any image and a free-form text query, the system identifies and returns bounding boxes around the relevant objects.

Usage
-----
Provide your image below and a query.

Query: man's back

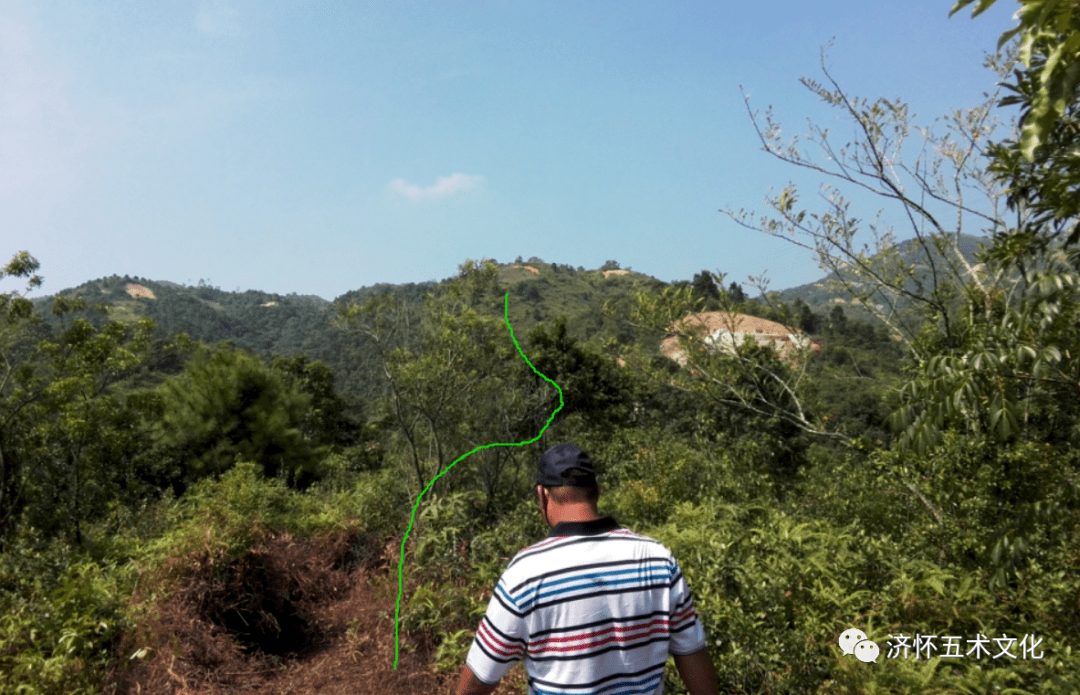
[465,517,705,695]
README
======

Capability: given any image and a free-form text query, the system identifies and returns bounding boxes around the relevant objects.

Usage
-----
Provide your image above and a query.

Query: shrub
[599,426,774,527]
[0,557,129,695]
[648,495,1080,694]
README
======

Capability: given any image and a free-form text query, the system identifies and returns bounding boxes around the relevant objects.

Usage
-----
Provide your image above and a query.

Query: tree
[0,254,165,545]
[525,317,637,429]
[952,2,1080,279]
[270,354,361,448]
[691,270,721,304]
[708,55,1030,519]
[724,50,1010,356]
[888,11,1080,456]
[336,260,557,507]
[867,4,1080,455]
[737,30,1080,583]
[846,0,1080,596]
[828,305,848,334]
[29,301,157,543]
[0,252,45,542]
[154,346,322,490]
[794,299,818,334]
[953,0,1080,160]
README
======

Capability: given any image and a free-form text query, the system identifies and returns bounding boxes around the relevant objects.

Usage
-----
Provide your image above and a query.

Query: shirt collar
[547,516,619,537]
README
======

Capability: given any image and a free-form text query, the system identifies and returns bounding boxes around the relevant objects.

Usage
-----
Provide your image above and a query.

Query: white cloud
[196,2,241,37]
[389,173,485,201]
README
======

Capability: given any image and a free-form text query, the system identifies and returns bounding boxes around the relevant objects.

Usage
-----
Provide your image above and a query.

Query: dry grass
[109,531,531,695]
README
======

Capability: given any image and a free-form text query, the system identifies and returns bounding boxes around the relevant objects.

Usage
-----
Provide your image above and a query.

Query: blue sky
[2,0,1018,300]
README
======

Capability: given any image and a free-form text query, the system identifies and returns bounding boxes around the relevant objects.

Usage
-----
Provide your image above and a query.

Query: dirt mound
[109,530,527,695]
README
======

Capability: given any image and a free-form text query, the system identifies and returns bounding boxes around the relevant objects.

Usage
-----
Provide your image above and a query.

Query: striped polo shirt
[465,516,707,695]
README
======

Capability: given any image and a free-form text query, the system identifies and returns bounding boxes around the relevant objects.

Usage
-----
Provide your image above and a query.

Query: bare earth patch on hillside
[125,283,156,299]
[498,264,542,283]
[112,532,528,695]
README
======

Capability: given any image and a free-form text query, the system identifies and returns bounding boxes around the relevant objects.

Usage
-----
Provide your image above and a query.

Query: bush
[647,490,1080,694]
[333,464,412,539]
[142,461,307,569]
[598,426,774,527]
[649,502,868,694]
[0,556,130,695]
[400,491,548,675]
[399,491,490,657]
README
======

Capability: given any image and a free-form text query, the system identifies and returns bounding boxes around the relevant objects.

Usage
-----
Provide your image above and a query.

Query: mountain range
[775,233,985,321]
[31,260,665,401]
[28,237,985,399]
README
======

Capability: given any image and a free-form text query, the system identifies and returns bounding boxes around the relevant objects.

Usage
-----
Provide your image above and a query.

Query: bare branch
[725,50,1013,355]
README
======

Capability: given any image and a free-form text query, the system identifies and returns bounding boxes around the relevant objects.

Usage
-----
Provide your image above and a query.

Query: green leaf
[950,0,999,18]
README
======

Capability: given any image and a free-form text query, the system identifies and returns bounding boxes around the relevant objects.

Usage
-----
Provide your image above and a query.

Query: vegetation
[3,19,1080,695]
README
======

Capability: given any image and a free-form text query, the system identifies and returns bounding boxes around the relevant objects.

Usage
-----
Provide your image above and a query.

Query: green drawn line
[392,291,565,669]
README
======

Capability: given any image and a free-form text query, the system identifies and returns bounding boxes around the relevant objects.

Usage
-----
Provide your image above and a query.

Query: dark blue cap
[537,443,597,487]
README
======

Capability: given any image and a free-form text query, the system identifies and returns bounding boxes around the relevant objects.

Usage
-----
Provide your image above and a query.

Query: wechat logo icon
[839,628,879,664]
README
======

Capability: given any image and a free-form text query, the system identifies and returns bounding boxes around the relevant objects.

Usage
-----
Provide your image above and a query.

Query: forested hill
[30,255,927,404]
[36,276,337,355]
[776,233,986,321]
[30,261,669,400]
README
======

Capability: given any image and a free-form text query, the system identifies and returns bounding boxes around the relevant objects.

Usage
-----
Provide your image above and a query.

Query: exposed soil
[124,283,157,299]
[111,531,528,695]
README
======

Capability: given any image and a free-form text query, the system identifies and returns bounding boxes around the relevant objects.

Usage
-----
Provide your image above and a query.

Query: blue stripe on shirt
[513,563,673,608]
[518,572,672,611]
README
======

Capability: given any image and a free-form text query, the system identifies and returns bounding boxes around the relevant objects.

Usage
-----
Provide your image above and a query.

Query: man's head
[536,443,601,528]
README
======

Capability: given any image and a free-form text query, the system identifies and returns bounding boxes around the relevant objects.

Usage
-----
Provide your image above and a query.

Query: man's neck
[547,506,602,527]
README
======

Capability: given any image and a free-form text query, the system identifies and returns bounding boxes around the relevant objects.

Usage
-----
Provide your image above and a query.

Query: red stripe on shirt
[530,618,672,648]
[530,625,672,655]
[477,620,525,658]
[672,603,698,625]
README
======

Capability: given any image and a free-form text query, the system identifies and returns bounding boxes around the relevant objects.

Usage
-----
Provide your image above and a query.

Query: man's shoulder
[601,526,673,550]
[503,526,675,575]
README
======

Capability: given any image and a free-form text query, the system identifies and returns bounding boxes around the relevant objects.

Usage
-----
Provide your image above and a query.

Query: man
[456,443,720,695]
